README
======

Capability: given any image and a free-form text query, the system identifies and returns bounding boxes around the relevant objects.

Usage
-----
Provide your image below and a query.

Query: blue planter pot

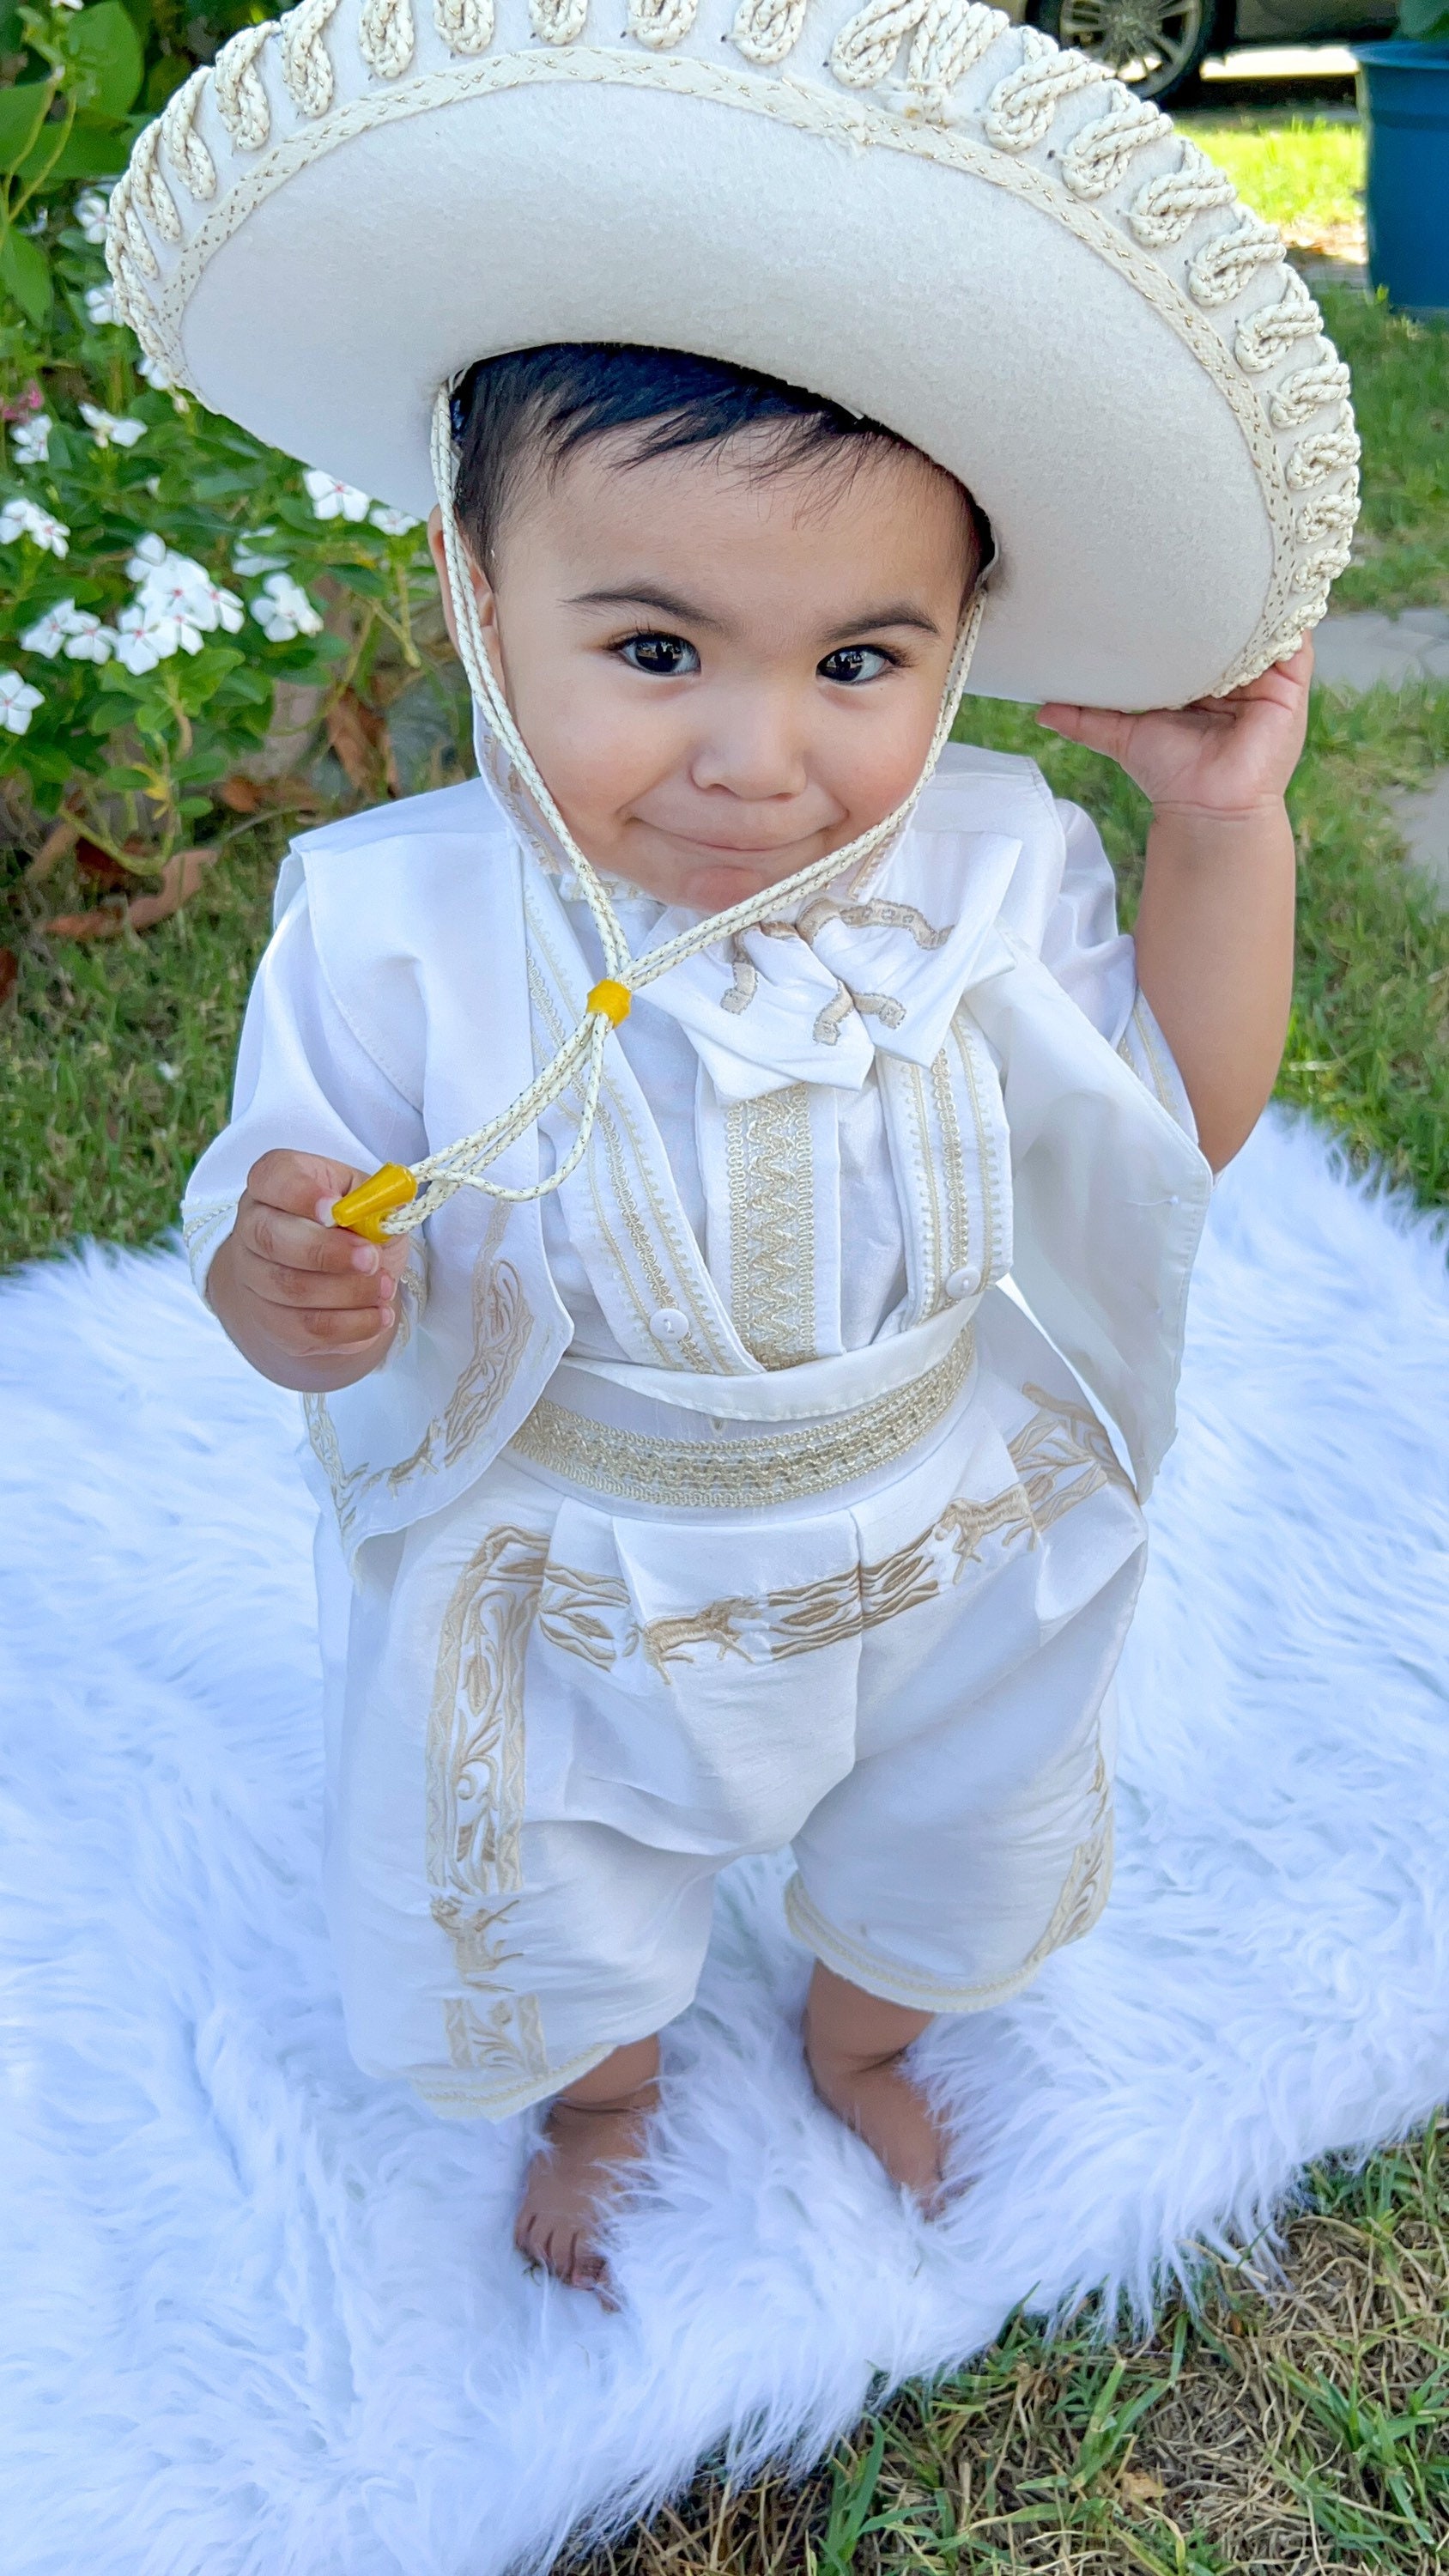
[1355,40,1449,318]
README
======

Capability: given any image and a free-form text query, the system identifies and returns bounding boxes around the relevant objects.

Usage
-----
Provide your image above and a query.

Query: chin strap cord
[331,388,986,1243]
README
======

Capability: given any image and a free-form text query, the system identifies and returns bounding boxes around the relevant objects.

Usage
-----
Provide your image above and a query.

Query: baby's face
[431,433,972,911]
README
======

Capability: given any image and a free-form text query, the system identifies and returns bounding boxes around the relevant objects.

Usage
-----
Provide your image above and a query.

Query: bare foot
[803,1961,946,2208]
[514,2035,659,2300]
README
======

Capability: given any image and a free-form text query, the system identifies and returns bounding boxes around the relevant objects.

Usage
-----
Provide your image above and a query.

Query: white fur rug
[3,1110,1449,2576]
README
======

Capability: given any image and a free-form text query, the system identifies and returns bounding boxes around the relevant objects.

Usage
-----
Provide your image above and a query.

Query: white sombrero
[107,0,1360,715]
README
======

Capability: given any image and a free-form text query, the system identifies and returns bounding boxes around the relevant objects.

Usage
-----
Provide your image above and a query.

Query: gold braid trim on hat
[106,0,1361,701]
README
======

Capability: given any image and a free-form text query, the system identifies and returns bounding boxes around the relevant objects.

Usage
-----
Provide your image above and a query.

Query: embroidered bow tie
[636,831,1022,1102]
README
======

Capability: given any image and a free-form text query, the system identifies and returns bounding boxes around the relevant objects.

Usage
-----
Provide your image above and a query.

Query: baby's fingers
[246,1147,366,1222]
[240,1249,398,1315]
[1036,702,1134,760]
[240,1200,383,1279]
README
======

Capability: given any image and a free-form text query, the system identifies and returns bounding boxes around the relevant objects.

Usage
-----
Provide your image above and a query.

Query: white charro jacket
[183,744,1212,1558]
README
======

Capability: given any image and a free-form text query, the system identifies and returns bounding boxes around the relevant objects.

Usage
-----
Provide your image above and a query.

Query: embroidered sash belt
[507,1324,977,1513]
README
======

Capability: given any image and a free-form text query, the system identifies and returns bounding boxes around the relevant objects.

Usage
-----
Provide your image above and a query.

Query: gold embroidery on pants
[1009,1383,1131,1527]
[426,1522,551,2086]
[781,1747,1115,2011]
[633,1382,1126,1677]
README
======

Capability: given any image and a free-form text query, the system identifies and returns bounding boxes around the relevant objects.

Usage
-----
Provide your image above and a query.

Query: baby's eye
[616,633,700,677]
[819,645,893,686]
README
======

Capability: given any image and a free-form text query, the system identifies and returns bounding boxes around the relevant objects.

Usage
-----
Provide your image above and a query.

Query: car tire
[1033,0,1222,105]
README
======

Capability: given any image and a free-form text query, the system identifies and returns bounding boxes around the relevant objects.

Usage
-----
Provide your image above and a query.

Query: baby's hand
[1037,640,1313,824]
[207,1148,411,1393]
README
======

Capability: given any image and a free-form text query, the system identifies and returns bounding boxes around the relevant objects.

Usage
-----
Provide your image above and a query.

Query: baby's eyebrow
[822,601,943,641]
[567,584,727,632]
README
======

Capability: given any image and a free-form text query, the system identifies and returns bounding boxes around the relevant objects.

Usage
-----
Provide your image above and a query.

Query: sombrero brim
[108,0,1359,709]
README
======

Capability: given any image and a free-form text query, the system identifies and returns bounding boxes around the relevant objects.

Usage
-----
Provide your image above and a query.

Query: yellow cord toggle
[586,977,632,1027]
[330,1162,417,1243]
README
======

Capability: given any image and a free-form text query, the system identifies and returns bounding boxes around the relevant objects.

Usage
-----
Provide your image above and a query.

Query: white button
[944,1267,973,1302]
[649,1307,689,1342]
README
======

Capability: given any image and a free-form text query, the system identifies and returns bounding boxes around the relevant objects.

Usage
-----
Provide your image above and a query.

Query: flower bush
[1,0,447,890]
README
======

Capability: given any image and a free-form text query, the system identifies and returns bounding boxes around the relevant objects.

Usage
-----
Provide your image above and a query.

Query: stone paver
[1313,608,1449,694]
[1311,612,1449,909]
[1388,770,1449,911]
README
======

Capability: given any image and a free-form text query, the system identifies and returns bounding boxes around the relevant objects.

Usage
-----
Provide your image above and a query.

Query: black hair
[449,342,987,585]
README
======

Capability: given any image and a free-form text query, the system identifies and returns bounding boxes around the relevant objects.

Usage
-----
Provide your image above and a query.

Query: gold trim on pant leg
[409,2038,618,2123]
[783,1801,1115,2015]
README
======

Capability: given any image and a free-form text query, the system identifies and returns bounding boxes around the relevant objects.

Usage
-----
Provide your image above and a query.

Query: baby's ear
[427,507,496,658]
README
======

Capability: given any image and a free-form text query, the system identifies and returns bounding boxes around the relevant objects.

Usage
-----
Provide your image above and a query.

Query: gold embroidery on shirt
[952,1009,1009,1295]
[302,1392,365,1545]
[425,1522,552,2088]
[385,1238,532,1492]
[793,894,953,951]
[301,1213,534,1536]
[931,1041,971,1295]
[526,915,739,1373]
[1119,992,1188,1125]
[723,1084,816,1369]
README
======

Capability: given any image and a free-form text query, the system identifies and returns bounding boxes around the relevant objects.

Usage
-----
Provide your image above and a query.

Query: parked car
[1003,0,1397,100]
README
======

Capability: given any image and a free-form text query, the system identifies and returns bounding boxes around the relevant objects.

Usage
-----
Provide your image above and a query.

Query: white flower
[304,466,370,523]
[369,503,420,538]
[0,496,70,556]
[125,532,167,578]
[112,545,246,670]
[251,571,324,644]
[137,352,176,392]
[63,611,115,664]
[17,598,112,659]
[9,413,51,466]
[50,0,84,13]
[233,528,288,578]
[83,284,118,328]
[0,671,43,734]
[112,603,188,674]
[75,187,111,244]
[81,402,146,451]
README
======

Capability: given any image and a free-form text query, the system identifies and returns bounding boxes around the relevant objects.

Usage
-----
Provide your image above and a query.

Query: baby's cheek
[827,690,942,833]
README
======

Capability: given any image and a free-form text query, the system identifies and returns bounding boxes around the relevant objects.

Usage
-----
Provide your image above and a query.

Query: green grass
[1173,112,1449,615]
[1319,286,1449,615]
[0,824,281,1272]
[584,2127,1449,2574]
[955,676,1449,1206]
[1179,112,1365,240]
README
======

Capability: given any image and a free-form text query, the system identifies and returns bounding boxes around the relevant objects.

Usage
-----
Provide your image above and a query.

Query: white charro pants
[317,1291,1146,2120]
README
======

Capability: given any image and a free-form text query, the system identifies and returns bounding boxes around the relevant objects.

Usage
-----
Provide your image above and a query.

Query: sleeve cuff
[1116,991,1198,1145]
[181,1195,239,1305]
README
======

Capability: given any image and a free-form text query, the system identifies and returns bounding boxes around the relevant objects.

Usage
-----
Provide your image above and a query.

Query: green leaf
[87,697,138,733]
[40,112,142,182]
[142,54,190,110]
[1397,0,1449,33]
[66,2,145,118]
[0,225,52,324]
[0,81,52,173]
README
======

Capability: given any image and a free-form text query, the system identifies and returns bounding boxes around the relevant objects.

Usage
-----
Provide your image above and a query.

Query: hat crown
[106,0,1359,702]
